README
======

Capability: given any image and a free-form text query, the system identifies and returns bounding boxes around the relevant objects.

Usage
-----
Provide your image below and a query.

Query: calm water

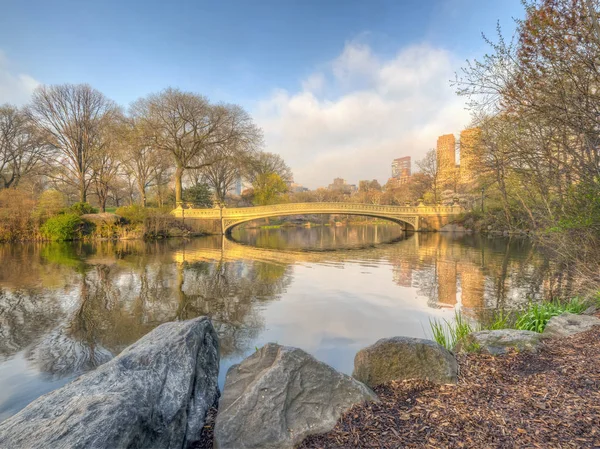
[0,225,567,422]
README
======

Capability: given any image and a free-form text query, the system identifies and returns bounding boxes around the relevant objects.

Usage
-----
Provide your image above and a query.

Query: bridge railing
[172,202,463,219]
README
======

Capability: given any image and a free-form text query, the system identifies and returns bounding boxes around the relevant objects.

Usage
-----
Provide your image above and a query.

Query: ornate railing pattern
[172,202,464,232]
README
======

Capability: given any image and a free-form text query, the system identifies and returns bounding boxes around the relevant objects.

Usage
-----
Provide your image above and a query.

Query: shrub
[40,213,84,241]
[34,190,66,220]
[116,204,149,224]
[68,202,98,216]
[0,188,38,241]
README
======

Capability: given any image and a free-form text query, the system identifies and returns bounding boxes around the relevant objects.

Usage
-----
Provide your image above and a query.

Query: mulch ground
[300,325,600,449]
[196,323,600,449]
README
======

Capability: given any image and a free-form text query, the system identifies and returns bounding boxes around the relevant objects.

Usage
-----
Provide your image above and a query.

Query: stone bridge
[172,202,464,234]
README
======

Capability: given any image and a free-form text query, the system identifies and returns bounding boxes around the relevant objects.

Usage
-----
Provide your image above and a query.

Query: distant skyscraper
[459,128,482,186]
[436,134,456,190]
[392,156,411,178]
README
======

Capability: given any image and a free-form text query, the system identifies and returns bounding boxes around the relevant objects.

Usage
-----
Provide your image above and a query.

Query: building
[328,178,357,194]
[436,134,456,190]
[391,156,411,179]
[226,177,243,196]
[289,183,309,193]
[459,128,482,186]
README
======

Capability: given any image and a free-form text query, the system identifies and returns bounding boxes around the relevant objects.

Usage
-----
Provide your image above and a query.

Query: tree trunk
[80,184,87,203]
[175,165,184,205]
[138,180,147,207]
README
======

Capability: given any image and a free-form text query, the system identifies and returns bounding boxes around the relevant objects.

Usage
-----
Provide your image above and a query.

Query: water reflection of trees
[1,239,292,379]
[0,231,588,380]
[176,260,292,357]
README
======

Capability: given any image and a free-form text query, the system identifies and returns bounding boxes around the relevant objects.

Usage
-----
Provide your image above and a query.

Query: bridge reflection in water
[172,202,464,233]
[0,229,558,421]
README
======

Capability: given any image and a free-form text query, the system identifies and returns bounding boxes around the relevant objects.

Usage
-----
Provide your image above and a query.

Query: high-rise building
[392,156,411,178]
[459,128,482,186]
[436,134,456,190]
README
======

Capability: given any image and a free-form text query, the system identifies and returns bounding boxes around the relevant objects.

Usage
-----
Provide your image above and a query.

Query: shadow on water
[0,225,583,421]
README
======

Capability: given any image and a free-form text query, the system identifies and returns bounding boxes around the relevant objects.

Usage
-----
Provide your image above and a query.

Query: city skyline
[0,1,524,189]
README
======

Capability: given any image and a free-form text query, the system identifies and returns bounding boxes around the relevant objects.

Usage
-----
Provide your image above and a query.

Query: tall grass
[429,297,591,351]
[514,298,588,332]
[429,311,475,351]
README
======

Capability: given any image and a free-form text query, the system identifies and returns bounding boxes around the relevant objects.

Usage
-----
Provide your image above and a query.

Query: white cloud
[255,42,471,188]
[0,50,39,106]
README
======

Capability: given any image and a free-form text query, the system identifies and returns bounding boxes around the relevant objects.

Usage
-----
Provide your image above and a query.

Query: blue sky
[0,0,524,187]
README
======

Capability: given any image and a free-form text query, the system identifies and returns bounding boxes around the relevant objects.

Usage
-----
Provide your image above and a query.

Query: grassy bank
[430,295,599,351]
[0,190,190,242]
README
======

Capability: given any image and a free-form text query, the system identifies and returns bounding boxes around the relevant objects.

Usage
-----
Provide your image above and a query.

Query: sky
[0,0,525,188]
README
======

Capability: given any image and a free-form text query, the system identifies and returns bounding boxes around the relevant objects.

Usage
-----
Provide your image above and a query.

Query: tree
[28,84,119,203]
[416,149,440,203]
[131,88,262,204]
[252,173,288,205]
[0,104,47,189]
[246,152,292,184]
[120,118,165,207]
[182,183,213,208]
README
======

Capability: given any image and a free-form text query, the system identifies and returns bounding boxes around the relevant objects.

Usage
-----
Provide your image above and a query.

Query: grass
[513,297,588,332]
[429,297,593,351]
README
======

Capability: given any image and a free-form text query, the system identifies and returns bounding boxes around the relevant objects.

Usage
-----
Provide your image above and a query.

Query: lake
[0,225,568,422]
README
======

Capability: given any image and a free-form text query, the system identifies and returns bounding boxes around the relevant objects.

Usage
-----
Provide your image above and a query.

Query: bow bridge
[172,202,464,234]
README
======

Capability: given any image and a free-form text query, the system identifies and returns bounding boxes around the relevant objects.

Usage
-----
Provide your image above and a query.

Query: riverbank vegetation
[430,296,597,351]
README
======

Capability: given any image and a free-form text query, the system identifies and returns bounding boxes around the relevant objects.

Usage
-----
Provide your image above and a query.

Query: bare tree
[91,122,122,212]
[28,84,119,203]
[119,118,165,207]
[416,149,440,203]
[0,104,48,189]
[131,88,262,204]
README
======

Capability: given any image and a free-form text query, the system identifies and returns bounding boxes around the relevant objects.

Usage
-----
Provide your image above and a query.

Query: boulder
[542,312,600,338]
[455,329,541,355]
[353,337,458,387]
[0,317,220,449]
[213,343,377,449]
[80,212,123,225]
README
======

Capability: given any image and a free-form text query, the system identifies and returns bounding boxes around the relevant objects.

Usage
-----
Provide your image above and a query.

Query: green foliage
[68,202,98,216]
[548,180,600,233]
[183,183,213,208]
[40,213,84,241]
[252,173,288,206]
[116,204,149,224]
[514,298,588,333]
[429,311,475,351]
[34,190,66,219]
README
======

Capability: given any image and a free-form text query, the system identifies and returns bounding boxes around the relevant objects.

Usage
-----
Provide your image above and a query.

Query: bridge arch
[222,211,416,234]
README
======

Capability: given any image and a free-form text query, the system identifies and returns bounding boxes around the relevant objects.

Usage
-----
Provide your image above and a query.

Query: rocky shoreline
[1,312,598,448]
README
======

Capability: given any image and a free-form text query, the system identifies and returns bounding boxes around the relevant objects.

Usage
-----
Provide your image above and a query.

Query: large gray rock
[214,343,377,449]
[353,336,458,387]
[455,329,541,355]
[0,317,220,449]
[543,312,600,338]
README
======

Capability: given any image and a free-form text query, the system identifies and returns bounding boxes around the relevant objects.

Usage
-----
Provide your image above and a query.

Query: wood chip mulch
[299,326,600,448]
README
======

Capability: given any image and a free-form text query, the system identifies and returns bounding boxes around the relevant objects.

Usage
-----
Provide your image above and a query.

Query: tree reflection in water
[0,228,586,384]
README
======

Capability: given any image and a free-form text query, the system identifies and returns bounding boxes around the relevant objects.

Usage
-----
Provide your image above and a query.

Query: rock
[456,329,541,355]
[0,317,220,449]
[81,212,123,225]
[542,312,600,338]
[213,343,377,449]
[440,223,468,233]
[583,305,598,315]
[353,337,458,387]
